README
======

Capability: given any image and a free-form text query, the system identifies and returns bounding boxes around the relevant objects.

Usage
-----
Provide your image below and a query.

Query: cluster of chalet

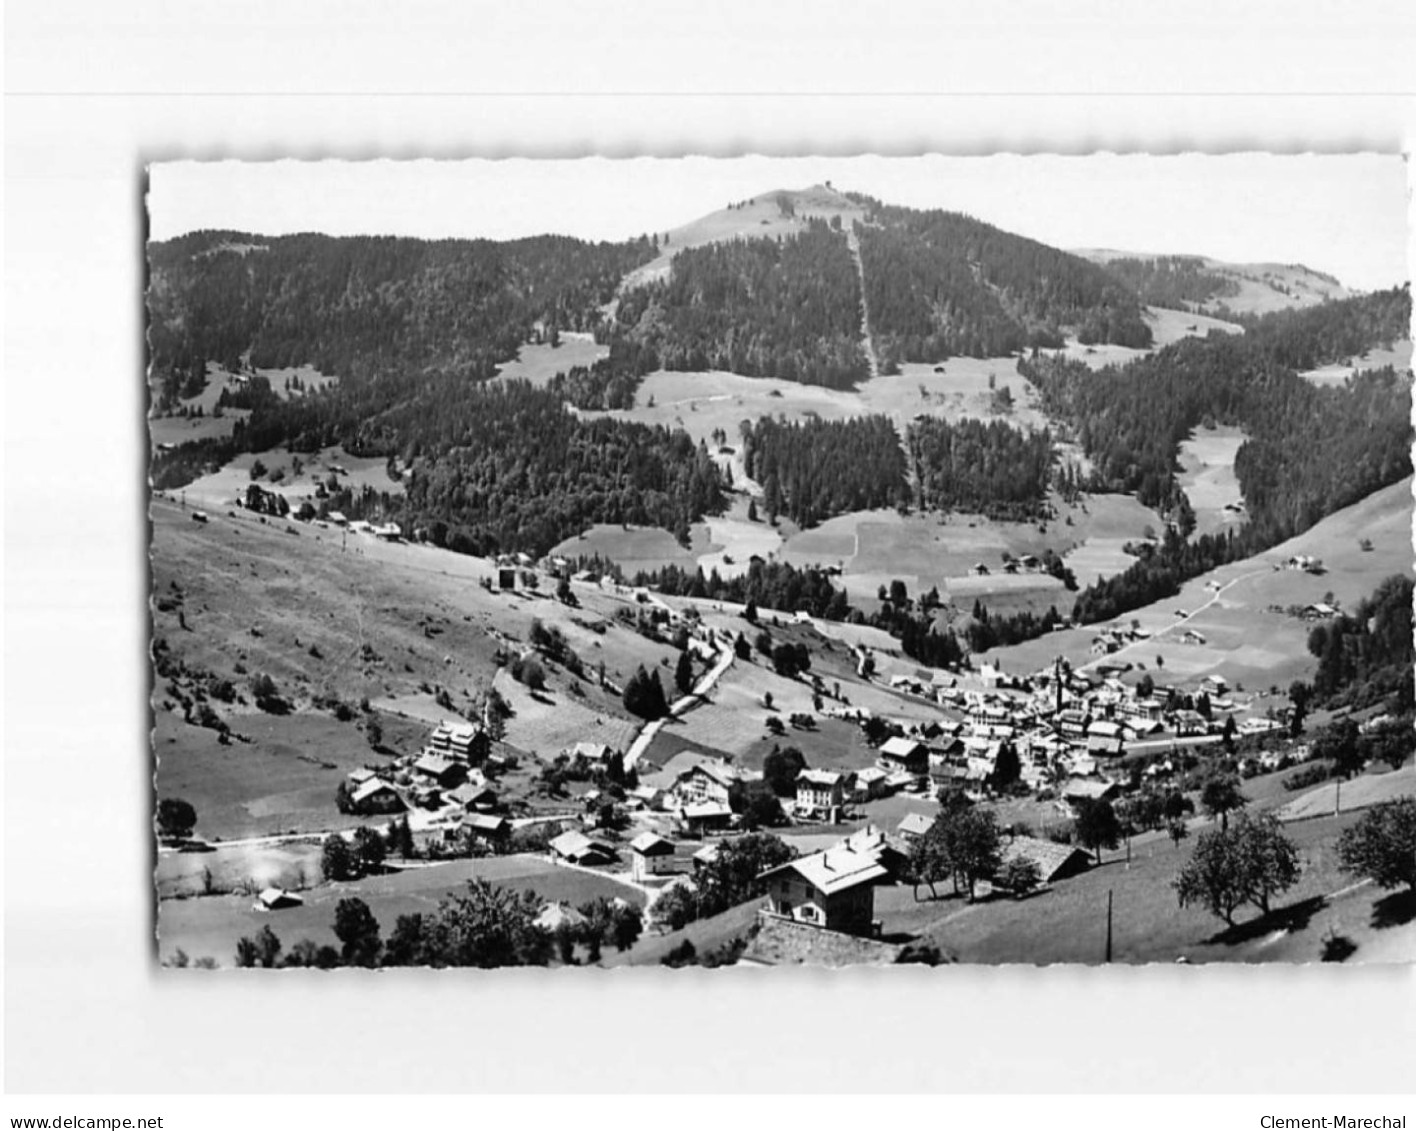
[342,719,513,846]
[633,750,764,836]
[821,655,1276,811]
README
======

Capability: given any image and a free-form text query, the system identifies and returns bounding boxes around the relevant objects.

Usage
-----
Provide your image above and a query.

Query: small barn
[997,835,1092,885]
[549,829,616,866]
[255,888,304,911]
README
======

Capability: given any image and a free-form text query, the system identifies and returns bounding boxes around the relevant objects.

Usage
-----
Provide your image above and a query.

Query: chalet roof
[351,778,398,804]
[570,741,618,762]
[798,769,844,788]
[879,736,923,758]
[760,841,888,897]
[535,902,588,932]
[549,830,609,858]
[999,836,1092,882]
[257,887,303,909]
[1063,778,1117,800]
[739,915,905,968]
[461,812,508,833]
[897,812,933,837]
[682,802,733,820]
[414,753,457,776]
[629,831,675,856]
[446,781,496,807]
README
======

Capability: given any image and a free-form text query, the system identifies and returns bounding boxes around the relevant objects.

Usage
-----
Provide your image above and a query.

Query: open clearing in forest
[174,444,404,512]
[492,332,608,386]
[550,522,716,575]
[1300,340,1413,387]
[1177,424,1249,537]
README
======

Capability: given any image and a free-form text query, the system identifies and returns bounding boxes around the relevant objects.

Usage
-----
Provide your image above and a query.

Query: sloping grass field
[158,854,646,967]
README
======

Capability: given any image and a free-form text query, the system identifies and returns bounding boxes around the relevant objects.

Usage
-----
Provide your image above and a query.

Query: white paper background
[5,0,1416,1095]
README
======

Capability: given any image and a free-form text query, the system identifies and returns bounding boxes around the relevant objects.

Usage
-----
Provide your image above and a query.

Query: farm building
[851,766,891,801]
[629,783,669,810]
[677,801,734,836]
[896,812,933,842]
[535,902,588,934]
[795,769,847,820]
[549,830,616,865]
[255,888,304,911]
[349,778,405,814]
[1062,778,1119,807]
[459,813,510,844]
[567,741,621,766]
[628,832,676,881]
[445,779,497,811]
[692,842,720,869]
[998,836,1092,885]
[877,736,927,776]
[412,752,467,790]
[759,837,890,937]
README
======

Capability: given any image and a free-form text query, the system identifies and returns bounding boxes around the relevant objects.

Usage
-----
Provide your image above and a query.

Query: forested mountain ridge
[849,197,1154,364]
[148,229,657,403]
[613,218,869,389]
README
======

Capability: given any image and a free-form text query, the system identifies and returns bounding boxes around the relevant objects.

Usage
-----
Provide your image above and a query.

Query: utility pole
[1104,889,1114,964]
[1334,776,1341,816]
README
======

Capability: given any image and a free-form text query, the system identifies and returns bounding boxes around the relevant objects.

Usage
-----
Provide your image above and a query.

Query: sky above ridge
[149,154,1410,292]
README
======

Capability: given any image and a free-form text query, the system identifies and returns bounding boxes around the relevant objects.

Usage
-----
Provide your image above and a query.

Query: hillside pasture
[619,187,866,292]
[492,668,643,762]
[984,475,1415,691]
[1144,305,1244,347]
[891,808,1408,964]
[175,444,404,512]
[153,710,388,841]
[1300,340,1413,387]
[1198,261,1349,315]
[550,522,714,576]
[150,411,245,448]
[492,332,608,386]
[1275,764,1415,822]
[695,512,785,579]
[859,358,1053,433]
[157,853,645,967]
[1177,424,1249,537]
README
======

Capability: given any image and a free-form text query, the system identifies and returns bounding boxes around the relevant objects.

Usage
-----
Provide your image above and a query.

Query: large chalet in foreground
[758,831,891,936]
